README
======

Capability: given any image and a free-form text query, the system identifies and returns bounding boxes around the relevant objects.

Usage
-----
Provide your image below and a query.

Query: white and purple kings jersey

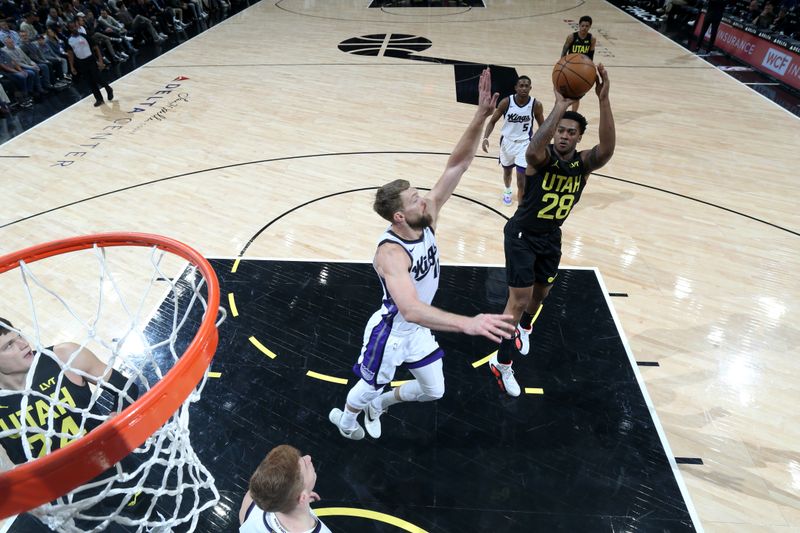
[500,95,535,142]
[354,227,441,384]
[239,500,331,533]
[374,226,440,332]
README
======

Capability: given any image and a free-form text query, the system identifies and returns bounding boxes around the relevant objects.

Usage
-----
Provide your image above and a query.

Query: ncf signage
[694,15,800,90]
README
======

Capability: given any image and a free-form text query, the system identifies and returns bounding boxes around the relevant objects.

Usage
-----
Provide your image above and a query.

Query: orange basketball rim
[0,233,221,519]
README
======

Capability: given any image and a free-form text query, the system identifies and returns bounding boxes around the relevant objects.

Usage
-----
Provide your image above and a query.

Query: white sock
[340,408,358,429]
[376,389,403,411]
[504,187,512,193]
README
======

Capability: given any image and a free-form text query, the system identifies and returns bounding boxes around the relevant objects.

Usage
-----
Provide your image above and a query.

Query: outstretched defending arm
[581,64,615,174]
[525,90,574,169]
[375,244,514,343]
[426,67,499,223]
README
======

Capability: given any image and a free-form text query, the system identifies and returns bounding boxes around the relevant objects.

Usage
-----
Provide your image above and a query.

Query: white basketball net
[0,243,224,532]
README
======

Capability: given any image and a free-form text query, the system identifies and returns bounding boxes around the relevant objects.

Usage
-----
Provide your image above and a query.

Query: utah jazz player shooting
[490,65,615,397]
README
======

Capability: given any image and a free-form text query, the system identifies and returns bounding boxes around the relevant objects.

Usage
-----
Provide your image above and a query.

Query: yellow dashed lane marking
[314,507,428,532]
[531,303,543,324]
[472,351,544,395]
[227,293,239,317]
[472,350,496,368]
[306,371,348,385]
[208,371,222,378]
[231,257,241,273]
[249,336,277,359]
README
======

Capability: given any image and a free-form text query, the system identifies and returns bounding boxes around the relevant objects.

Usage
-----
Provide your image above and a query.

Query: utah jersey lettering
[569,31,593,55]
[375,227,439,333]
[511,145,586,232]
[0,353,99,464]
[500,95,535,142]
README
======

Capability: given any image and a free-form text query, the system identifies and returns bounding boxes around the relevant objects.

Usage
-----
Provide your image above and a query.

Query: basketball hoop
[0,233,223,531]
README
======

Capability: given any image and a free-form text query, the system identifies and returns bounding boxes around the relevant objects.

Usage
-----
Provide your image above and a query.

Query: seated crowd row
[0,0,239,115]
[636,0,799,38]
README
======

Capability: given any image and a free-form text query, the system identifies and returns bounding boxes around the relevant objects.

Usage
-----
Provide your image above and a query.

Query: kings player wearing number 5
[489,65,615,397]
[482,76,544,207]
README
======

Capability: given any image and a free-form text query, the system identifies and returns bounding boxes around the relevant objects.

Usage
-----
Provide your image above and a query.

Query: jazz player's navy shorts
[503,220,562,288]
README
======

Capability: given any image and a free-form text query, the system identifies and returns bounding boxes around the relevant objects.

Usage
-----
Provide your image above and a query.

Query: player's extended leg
[516,282,552,356]
[401,359,445,402]
[329,379,381,440]
[364,359,444,438]
[489,285,532,397]
[498,285,532,363]
[502,165,514,206]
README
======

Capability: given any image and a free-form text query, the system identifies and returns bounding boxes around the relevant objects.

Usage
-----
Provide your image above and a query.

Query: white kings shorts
[353,312,443,387]
[499,137,530,169]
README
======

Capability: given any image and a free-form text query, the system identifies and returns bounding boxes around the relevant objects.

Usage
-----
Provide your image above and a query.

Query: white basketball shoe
[489,354,521,397]
[328,408,365,440]
[364,401,384,439]
[516,325,531,356]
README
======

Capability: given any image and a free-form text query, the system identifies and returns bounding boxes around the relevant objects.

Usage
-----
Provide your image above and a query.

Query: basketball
[552,53,597,99]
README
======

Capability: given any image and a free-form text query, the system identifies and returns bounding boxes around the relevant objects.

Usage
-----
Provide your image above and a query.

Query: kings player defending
[329,68,515,440]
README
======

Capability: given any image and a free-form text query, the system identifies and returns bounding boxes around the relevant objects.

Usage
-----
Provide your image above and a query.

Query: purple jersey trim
[354,308,395,386]
[245,500,256,522]
[402,348,444,370]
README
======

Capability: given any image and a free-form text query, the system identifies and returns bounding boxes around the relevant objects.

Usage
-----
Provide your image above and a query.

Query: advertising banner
[695,15,800,90]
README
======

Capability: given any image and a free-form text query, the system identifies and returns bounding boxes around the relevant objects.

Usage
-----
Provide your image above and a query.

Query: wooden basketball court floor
[1,0,799,531]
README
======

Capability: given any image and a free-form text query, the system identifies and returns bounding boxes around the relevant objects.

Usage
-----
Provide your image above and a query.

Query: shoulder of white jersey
[377,237,413,266]
[501,95,512,116]
[302,512,332,533]
[377,229,427,267]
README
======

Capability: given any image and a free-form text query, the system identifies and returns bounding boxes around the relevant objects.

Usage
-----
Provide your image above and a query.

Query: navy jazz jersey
[569,31,593,57]
[0,352,99,465]
[511,145,586,232]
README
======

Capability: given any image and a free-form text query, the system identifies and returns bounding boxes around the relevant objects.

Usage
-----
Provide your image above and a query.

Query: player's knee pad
[345,379,383,410]
[419,379,445,402]
[398,379,444,403]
